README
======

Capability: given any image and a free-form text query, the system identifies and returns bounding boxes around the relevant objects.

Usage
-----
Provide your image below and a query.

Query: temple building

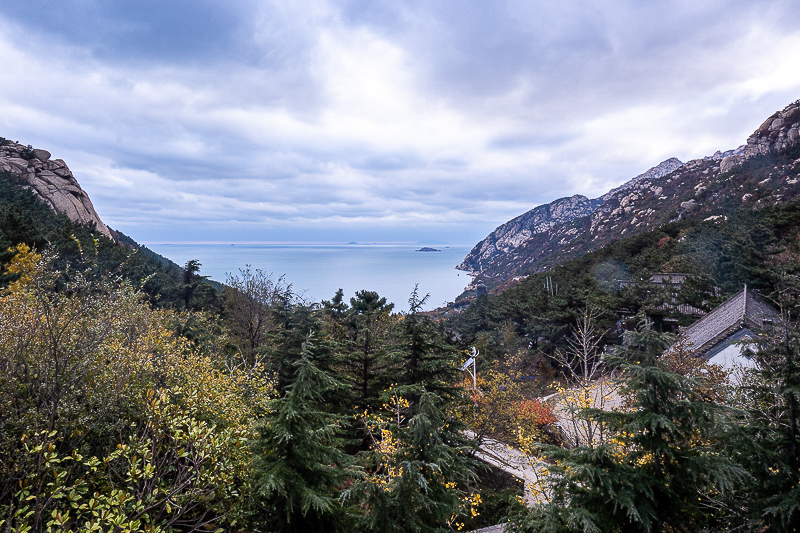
[680,285,779,370]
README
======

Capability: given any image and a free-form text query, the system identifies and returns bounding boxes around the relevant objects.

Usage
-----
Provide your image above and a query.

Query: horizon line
[140,240,469,246]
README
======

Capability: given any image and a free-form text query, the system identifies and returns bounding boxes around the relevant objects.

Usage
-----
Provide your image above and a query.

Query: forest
[4,161,800,532]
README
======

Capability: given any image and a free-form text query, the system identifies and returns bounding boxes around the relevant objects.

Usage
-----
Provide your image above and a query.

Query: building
[617,273,711,333]
[680,285,779,370]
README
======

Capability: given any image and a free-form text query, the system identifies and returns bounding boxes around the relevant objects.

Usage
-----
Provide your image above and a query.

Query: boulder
[31,148,51,161]
[720,154,744,174]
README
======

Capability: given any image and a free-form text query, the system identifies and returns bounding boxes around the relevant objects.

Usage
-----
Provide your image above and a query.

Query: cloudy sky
[1,1,799,245]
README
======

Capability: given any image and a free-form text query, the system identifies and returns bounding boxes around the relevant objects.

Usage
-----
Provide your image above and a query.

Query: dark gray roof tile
[682,286,778,355]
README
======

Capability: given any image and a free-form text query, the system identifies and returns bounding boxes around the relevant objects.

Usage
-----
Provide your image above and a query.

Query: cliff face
[460,99,800,293]
[719,103,800,172]
[0,140,111,239]
[458,194,601,272]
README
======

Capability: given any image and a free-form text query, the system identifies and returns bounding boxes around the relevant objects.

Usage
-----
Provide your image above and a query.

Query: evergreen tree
[346,389,478,532]
[513,317,742,532]
[343,290,395,410]
[180,259,204,310]
[265,299,344,398]
[390,286,460,405]
[321,288,349,320]
[724,276,800,530]
[250,336,360,533]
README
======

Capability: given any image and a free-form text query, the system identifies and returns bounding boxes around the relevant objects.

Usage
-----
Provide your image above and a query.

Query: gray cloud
[0,0,799,245]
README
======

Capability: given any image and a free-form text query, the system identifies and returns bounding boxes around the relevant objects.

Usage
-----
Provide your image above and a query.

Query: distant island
[416,247,441,252]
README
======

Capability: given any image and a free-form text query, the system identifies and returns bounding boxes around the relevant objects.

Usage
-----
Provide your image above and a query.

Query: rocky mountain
[459,99,800,293]
[458,157,685,280]
[0,139,111,239]
[457,194,602,273]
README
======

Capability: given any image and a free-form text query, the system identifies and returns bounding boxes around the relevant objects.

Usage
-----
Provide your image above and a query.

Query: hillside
[459,100,800,293]
[0,138,111,239]
[446,196,800,359]
[0,137,217,309]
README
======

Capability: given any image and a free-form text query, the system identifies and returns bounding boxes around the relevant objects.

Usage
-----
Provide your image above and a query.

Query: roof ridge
[742,284,748,323]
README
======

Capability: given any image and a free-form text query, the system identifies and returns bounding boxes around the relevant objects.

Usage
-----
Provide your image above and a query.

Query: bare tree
[552,307,620,447]
[223,265,292,372]
[562,307,606,384]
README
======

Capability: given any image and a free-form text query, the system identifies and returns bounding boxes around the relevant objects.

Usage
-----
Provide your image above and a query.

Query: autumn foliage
[513,398,556,428]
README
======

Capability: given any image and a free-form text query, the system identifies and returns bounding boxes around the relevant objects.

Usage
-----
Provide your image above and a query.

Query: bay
[144,242,473,311]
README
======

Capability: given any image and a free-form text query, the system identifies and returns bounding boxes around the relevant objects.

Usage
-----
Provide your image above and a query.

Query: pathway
[467,431,549,506]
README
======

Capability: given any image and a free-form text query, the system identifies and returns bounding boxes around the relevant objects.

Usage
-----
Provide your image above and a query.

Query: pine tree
[266,299,340,396]
[513,316,742,532]
[249,336,360,533]
[180,259,203,310]
[346,389,478,532]
[724,276,800,530]
[342,290,395,410]
[390,286,460,406]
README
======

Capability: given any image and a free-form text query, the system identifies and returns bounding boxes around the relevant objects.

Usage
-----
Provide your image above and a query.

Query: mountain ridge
[457,157,686,279]
[458,99,800,295]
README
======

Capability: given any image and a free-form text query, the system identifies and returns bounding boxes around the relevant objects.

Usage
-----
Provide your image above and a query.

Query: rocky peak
[720,100,800,173]
[458,158,684,276]
[600,157,684,203]
[0,139,111,239]
[704,146,744,161]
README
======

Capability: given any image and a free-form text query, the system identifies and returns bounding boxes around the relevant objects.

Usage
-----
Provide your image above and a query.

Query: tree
[513,317,743,532]
[390,286,460,406]
[0,248,262,532]
[224,266,292,367]
[722,276,800,530]
[341,290,395,410]
[249,336,359,533]
[180,259,203,310]
[551,307,619,448]
[456,356,556,448]
[346,388,479,532]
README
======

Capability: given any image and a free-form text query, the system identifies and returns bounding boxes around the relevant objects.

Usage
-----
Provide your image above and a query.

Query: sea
[144,242,474,311]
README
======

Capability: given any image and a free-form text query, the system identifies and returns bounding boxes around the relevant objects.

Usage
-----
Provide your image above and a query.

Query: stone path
[465,432,554,532]
[467,431,548,506]
[469,524,507,533]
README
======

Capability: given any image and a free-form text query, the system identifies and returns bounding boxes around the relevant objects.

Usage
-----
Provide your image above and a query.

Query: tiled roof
[649,273,691,285]
[619,272,692,288]
[618,273,710,318]
[681,286,779,355]
[651,301,706,317]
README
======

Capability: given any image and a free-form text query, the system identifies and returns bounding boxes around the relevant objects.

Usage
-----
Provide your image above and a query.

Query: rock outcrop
[720,100,800,173]
[459,99,800,294]
[458,194,601,273]
[599,158,684,203]
[0,140,111,239]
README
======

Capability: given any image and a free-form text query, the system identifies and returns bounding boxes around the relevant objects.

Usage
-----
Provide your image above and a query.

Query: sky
[1,1,799,245]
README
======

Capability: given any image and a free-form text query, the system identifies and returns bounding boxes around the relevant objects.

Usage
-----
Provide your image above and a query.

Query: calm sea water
[144,243,473,311]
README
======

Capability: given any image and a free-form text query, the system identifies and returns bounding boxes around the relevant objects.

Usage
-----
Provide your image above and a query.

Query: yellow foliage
[4,243,41,291]
[158,343,275,435]
[662,334,730,402]
[0,252,277,530]
[551,377,623,448]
